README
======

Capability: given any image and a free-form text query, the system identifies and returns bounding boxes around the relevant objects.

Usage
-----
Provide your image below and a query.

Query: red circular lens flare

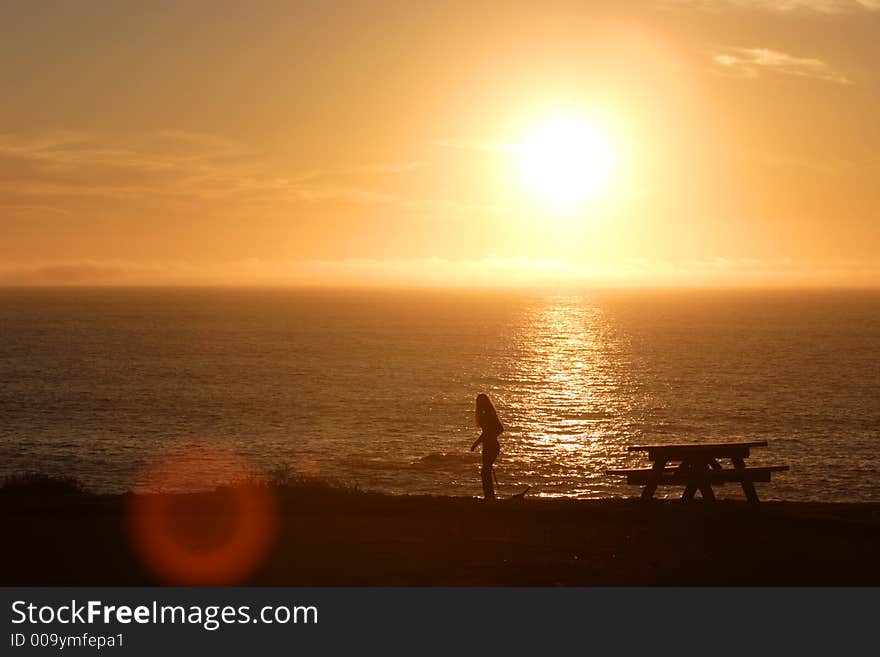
[127,448,278,585]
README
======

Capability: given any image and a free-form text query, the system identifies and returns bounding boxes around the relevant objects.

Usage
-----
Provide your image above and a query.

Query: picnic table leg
[698,482,716,501]
[695,457,716,501]
[681,457,715,502]
[732,456,760,503]
[641,458,667,500]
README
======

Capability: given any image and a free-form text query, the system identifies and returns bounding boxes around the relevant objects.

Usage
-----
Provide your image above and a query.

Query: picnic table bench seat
[607,465,789,485]
[607,441,789,503]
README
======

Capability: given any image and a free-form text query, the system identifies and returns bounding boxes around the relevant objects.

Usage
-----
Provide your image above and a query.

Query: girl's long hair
[475,393,503,434]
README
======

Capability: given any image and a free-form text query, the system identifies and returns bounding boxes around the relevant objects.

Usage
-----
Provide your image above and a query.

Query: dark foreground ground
[2,478,879,585]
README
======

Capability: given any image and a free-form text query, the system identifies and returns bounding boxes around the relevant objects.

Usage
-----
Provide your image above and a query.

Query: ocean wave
[412,452,478,468]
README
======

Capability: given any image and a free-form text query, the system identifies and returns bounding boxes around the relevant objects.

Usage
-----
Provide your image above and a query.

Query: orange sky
[2,1,879,287]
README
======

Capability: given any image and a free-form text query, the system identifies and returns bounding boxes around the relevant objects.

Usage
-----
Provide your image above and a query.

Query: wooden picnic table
[607,441,788,503]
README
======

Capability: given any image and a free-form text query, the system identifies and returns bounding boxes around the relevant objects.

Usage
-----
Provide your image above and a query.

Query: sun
[518,116,617,214]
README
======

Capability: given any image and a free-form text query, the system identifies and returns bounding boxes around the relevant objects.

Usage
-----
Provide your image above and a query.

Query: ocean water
[1,287,878,501]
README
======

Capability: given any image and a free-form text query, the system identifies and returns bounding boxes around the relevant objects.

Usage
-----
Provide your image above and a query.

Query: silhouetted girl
[471,393,504,501]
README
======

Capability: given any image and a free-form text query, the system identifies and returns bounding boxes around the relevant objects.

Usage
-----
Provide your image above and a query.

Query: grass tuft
[0,472,89,497]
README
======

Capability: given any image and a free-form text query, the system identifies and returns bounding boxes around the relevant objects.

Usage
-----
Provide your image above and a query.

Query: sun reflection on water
[495,296,636,497]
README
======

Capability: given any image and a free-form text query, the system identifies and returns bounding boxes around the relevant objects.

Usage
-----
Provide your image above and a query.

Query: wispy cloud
[433,138,517,154]
[0,131,429,211]
[712,47,851,83]
[673,1,880,13]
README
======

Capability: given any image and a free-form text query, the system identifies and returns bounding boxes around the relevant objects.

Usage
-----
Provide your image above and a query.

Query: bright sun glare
[518,116,617,214]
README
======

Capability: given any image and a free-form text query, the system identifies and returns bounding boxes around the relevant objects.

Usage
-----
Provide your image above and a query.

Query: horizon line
[2,282,879,292]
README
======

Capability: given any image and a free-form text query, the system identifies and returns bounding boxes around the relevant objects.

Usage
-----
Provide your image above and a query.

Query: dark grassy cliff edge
[2,473,879,586]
